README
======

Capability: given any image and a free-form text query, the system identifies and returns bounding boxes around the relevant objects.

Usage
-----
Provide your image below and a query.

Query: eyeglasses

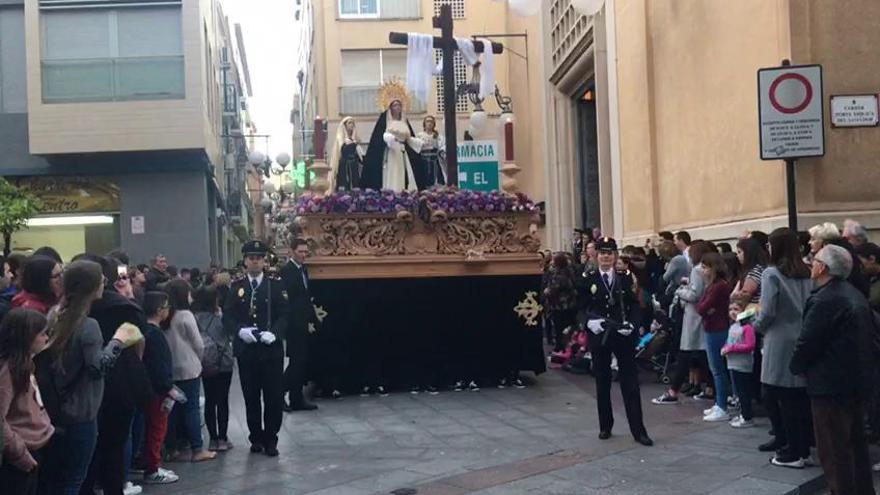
[50,272,62,279]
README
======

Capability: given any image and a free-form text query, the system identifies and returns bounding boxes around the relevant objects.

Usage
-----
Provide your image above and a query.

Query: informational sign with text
[758,65,825,160]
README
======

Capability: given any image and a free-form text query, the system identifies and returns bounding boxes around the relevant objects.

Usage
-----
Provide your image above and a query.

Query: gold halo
[376,77,412,112]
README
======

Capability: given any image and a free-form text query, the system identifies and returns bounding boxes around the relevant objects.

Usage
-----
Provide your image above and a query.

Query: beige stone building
[542,0,880,250]
[293,0,548,205]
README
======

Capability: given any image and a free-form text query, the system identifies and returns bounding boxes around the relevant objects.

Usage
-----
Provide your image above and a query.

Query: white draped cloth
[406,33,496,102]
[382,117,422,192]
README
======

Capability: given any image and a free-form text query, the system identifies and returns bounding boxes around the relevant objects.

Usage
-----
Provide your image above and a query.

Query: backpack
[196,314,233,377]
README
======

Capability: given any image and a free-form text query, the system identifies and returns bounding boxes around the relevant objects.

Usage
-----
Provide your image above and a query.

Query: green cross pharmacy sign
[457,140,500,192]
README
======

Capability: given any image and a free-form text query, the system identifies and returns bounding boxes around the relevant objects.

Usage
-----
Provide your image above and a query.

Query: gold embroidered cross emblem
[514,291,543,327]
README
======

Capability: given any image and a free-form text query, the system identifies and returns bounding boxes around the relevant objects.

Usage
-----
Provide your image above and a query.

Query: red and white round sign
[768,73,813,114]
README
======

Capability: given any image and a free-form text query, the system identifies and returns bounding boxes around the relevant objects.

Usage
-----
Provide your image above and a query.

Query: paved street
[139,361,869,495]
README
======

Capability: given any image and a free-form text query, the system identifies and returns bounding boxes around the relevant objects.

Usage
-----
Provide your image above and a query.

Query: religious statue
[360,80,428,192]
[416,115,447,186]
[329,116,363,191]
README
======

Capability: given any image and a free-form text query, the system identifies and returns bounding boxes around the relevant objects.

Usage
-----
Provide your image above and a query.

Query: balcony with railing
[339,86,426,116]
[41,56,185,103]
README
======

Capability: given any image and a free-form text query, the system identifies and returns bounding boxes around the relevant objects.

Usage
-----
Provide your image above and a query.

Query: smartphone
[117,265,128,279]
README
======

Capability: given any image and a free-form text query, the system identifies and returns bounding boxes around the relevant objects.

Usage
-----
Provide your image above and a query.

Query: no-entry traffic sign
[758,64,824,160]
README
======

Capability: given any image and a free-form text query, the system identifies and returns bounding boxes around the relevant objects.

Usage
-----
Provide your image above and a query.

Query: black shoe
[426,386,440,395]
[282,401,294,413]
[250,443,264,454]
[598,430,612,440]
[758,439,785,452]
[635,433,654,446]
[512,377,526,389]
[770,452,804,469]
[331,390,342,399]
[291,400,318,411]
[377,386,389,397]
[264,445,279,457]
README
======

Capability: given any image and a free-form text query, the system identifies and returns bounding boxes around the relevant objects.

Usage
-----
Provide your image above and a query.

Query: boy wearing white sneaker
[721,305,756,428]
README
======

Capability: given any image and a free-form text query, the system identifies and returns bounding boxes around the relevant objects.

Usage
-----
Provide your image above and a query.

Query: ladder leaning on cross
[389,4,504,188]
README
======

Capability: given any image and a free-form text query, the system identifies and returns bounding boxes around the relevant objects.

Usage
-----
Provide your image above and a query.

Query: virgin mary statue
[360,82,427,191]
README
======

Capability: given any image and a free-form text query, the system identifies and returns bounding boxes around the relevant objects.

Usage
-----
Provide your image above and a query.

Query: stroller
[636,307,675,384]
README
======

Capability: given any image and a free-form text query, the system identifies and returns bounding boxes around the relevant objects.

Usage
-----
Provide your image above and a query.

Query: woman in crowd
[82,254,153,495]
[731,238,768,308]
[36,260,140,494]
[12,256,63,315]
[652,241,713,405]
[0,309,53,494]
[806,222,840,262]
[163,279,215,462]
[753,228,814,469]
[192,285,234,452]
[544,253,579,352]
[697,252,732,422]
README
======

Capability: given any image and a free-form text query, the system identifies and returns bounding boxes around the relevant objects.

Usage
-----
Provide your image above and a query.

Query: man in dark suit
[222,240,287,456]
[280,238,320,411]
[580,237,653,446]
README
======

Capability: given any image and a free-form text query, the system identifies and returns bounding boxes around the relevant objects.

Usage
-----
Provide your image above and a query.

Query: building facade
[542,0,880,250]
[1,0,255,267]
[293,0,548,208]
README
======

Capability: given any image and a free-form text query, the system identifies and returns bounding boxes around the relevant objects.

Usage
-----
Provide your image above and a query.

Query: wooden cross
[389,4,503,187]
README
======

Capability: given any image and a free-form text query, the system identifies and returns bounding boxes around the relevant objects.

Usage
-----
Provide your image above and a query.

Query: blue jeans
[45,419,98,495]
[172,378,204,452]
[704,330,730,410]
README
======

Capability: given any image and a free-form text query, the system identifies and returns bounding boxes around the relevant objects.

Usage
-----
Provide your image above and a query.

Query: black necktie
[602,273,611,289]
[301,266,309,289]
[251,278,259,291]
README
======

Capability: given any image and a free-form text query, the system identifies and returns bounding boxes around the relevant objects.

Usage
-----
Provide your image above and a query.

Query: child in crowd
[136,291,180,484]
[0,309,53,495]
[721,304,757,428]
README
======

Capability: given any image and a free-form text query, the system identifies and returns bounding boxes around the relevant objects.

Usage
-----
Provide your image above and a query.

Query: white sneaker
[730,416,755,428]
[123,482,143,494]
[703,407,714,416]
[702,406,730,422]
[143,467,180,484]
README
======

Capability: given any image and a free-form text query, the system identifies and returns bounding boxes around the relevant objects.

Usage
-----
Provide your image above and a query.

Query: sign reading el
[457,140,500,192]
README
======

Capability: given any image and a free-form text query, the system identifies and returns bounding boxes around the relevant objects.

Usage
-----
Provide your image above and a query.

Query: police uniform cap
[596,237,618,252]
[242,239,268,256]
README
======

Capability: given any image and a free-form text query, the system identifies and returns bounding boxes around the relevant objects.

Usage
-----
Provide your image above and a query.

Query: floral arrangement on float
[292,186,536,216]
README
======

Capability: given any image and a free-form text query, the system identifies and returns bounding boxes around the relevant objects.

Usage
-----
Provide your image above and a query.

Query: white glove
[383,132,402,151]
[587,319,605,335]
[260,331,277,345]
[238,327,258,344]
[617,323,634,337]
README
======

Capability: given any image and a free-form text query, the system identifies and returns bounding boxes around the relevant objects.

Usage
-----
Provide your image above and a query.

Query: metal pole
[786,158,797,231]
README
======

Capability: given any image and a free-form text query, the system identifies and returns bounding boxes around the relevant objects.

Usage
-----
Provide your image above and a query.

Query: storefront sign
[457,140,500,192]
[758,64,825,160]
[11,176,120,214]
[830,94,879,127]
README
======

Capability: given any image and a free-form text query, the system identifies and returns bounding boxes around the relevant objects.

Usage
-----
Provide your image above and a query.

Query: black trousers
[811,396,876,495]
[239,356,284,448]
[80,406,132,495]
[730,371,754,420]
[669,350,708,392]
[551,309,577,352]
[203,371,233,441]
[284,334,309,402]
[764,384,812,458]
[0,448,42,495]
[592,334,648,438]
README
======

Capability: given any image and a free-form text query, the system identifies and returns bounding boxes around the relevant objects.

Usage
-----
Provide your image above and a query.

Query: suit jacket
[579,269,640,350]
[280,261,319,341]
[222,274,286,362]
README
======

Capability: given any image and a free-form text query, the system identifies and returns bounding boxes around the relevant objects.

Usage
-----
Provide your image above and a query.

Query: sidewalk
[144,364,860,495]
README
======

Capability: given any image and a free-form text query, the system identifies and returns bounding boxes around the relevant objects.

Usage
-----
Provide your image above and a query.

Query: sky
[222,0,299,160]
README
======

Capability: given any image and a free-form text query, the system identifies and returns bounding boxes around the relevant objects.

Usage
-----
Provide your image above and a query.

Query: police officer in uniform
[580,237,653,446]
[223,240,287,456]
